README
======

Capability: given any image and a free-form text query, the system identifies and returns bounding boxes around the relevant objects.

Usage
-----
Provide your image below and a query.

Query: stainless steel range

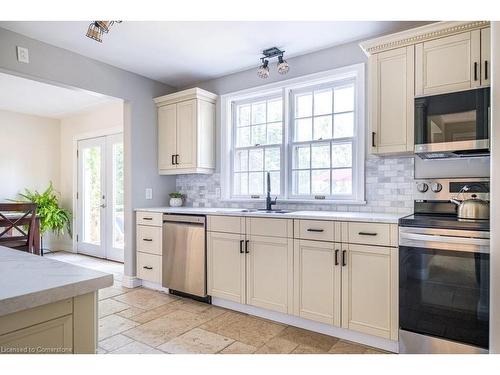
[398,178,490,354]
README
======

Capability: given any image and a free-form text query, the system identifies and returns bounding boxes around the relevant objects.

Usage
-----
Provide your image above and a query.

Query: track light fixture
[86,21,122,43]
[257,47,289,79]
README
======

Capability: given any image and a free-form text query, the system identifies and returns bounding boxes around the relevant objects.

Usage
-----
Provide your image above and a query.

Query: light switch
[145,188,153,200]
[17,46,29,63]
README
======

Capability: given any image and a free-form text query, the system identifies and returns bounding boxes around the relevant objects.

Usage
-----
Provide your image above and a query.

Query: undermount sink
[241,209,293,214]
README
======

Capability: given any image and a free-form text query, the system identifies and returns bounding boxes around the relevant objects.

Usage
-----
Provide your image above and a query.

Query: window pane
[332,168,352,195]
[238,105,251,127]
[332,143,352,168]
[267,98,282,122]
[313,116,332,140]
[334,112,354,139]
[296,93,312,118]
[234,172,248,195]
[293,170,310,195]
[334,85,354,113]
[267,122,282,144]
[311,170,330,195]
[293,145,310,169]
[237,127,250,147]
[251,102,266,124]
[249,172,264,194]
[251,125,266,145]
[270,171,280,195]
[248,149,263,171]
[314,89,332,116]
[265,147,280,171]
[234,149,248,171]
[311,143,330,169]
[295,118,312,142]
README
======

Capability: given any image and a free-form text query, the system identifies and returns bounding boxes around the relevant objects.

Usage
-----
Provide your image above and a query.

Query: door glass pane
[82,146,101,245]
[112,143,124,250]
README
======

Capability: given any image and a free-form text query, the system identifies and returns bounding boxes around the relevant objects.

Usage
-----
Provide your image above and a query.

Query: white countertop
[0,246,113,317]
[135,207,404,224]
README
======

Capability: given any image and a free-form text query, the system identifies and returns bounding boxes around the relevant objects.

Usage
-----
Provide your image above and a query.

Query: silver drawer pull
[143,238,153,242]
[143,266,153,270]
[307,228,324,233]
[358,232,377,236]
[143,217,153,221]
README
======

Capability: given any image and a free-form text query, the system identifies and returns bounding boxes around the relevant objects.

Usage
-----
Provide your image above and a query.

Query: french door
[77,134,124,262]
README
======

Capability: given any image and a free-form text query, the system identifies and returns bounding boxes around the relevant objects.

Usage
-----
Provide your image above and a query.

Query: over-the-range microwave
[414,87,490,159]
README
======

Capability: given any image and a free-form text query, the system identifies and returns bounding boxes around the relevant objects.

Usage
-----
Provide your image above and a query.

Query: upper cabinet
[154,88,217,175]
[361,21,490,156]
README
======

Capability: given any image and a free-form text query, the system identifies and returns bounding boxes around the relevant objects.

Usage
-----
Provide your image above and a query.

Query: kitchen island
[0,246,113,354]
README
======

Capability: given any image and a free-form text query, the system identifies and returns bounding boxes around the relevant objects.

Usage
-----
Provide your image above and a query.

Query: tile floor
[47,251,389,354]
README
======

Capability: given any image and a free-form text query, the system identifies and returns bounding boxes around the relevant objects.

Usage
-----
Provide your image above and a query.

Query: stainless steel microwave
[414,88,490,159]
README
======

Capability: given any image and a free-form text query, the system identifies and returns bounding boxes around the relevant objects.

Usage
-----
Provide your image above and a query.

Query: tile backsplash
[176,156,415,214]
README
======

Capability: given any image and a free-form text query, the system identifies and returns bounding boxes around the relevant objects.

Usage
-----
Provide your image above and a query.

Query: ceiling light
[257,59,270,79]
[95,21,115,33]
[277,55,289,75]
[86,22,103,43]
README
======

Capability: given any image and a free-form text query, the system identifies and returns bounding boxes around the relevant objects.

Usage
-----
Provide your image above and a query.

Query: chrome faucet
[265,171,277,211]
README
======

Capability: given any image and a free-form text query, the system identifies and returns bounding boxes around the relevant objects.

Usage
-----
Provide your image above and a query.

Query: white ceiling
[0,21,429,88]
[0,72,119,119]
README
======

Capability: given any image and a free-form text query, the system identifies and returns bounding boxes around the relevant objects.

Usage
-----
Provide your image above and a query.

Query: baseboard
[121,275,142,288]
[140,280,169,293]
[212,297,399,353]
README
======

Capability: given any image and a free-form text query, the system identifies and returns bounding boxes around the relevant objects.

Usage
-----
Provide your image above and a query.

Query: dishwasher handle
[162,214,205,225]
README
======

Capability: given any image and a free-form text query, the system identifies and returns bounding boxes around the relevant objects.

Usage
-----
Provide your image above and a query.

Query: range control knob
[417,182,429,193]
[430,182,443,193]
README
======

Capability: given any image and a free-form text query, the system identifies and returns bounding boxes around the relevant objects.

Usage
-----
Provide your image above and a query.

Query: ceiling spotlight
[257,47,289,79]
[86,21,122,43]
[277,55,289,75]
[257,59,270,79]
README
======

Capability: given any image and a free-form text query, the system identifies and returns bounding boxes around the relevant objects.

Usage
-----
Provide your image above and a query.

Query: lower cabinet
[341,244,398,340]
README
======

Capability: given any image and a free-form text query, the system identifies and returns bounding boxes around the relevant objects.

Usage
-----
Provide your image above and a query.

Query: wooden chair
[0,203,38,254]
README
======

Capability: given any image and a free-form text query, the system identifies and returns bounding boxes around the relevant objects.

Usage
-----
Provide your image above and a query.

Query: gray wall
[0,27,175,276]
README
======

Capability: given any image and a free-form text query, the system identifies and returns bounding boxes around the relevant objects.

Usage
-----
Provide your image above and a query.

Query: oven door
[399,227,490,350]
[414,88,490,158]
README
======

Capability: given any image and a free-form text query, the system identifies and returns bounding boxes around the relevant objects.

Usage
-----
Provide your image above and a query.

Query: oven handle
[399,232,490,253]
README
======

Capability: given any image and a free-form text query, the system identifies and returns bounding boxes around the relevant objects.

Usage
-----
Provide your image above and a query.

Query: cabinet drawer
[294,220,336,242]
[136,211,163,227]
[347,222,391,246]
[207,215,243,234]
[136,225,162,255]
[246,217,292,238]
[137,253,162,283]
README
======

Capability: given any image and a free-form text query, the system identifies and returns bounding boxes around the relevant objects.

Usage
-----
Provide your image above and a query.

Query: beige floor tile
[170,298,214,313]
[113,288,177,310]
[158,328,234,354]
[219,341,257,354]
[328,340,368,354]
[365,347,390,354]
[99,334,135,351]
[116,306,147,319]
[255,337,298,354]
[99,286,129,300]
[110,341,163,354]
[129,303,180,324]
[200,311,286,347]
[277,326,338,352]
[292,345,330,354]
[99,299,130,318]
[99,314,140,340]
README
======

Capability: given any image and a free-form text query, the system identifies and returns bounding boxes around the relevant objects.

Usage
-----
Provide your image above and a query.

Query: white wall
[0,109,60,200]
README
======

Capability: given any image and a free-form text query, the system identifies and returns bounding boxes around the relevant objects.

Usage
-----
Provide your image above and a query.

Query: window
[221,64,364,203]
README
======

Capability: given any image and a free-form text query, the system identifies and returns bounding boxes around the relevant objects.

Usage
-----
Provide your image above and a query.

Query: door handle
[143,266,153,270]
[474,62,478,81]
[372,132,376,147]
[358,232,378,236]
[335,249,339,266]
[307,228,324,233]
[239,240,244,254]
[342,250,347,267]
[485,61,488,80]
[245,240,249,253]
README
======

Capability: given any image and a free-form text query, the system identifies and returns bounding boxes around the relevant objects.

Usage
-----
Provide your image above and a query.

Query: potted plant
[169,192,184,207]
[15,182,72,251]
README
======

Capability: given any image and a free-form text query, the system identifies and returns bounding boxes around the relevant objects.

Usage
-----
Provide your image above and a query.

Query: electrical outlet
[17,46,29,63]
[145,188,153,200]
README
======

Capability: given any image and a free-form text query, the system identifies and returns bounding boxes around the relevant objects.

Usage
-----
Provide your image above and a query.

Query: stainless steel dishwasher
[162,214,207,299]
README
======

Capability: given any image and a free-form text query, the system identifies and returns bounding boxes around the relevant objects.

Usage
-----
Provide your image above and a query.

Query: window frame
[220,63,365,204]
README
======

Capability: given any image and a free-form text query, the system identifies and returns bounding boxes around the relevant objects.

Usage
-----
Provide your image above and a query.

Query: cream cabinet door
[293,240,341,326]
[341,244,398,340]
[176,99,197,169]
[415,31,481,95]
[481,27,490,86]
[246,235,293,314]
[369,46,414,154]
[158,103,177,171]
[207,231,245,303]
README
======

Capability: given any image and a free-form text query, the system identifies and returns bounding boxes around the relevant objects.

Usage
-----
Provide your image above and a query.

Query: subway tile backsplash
[176,156,415,214]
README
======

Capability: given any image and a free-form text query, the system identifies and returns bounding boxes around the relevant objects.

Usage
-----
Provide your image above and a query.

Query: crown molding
[359,21,490,56]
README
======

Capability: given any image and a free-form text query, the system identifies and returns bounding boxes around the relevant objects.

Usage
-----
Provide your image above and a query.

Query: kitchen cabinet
[154,88,217,175]
[368,46,414,154]
[341,244,398,340]
[481,27,491,86]
[136,211,163,284]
